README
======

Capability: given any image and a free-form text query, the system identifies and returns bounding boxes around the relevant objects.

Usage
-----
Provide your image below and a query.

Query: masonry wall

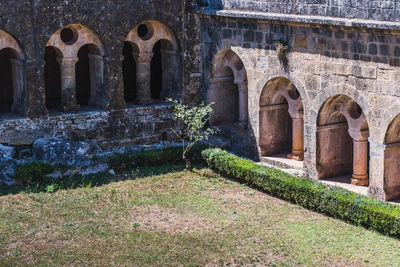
[0,0,202,148]
[207,0,400,22]
[199,13,400,200]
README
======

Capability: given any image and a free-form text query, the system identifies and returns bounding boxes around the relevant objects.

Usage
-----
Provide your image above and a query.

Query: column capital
[348,128,369,141]
[136,52,154,63]
[236,80,248,93]
[87,53,104,61]
[57,57,79,66]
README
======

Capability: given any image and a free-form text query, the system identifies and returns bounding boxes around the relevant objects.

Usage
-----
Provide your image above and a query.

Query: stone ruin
[1,0,400,201]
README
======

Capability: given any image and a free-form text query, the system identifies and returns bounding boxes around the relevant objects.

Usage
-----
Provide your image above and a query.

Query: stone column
[88,53,104,107]
[351,137,369,186]
[135,52,153,104]
[288,113,304,161]
[57,57,80,111]
[237,80,248,128]
[160,49,177,99]
[10,58,25,115]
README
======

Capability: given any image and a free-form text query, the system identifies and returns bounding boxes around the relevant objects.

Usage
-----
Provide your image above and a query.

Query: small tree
[167,98,218,170]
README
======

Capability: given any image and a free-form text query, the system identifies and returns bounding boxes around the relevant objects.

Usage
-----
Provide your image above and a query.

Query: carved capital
[88,53,104,61]
[136,52,154,63]
[57,57,79,67]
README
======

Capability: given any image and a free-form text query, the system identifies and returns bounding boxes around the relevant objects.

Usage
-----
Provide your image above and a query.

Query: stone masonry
[2,0,400,201]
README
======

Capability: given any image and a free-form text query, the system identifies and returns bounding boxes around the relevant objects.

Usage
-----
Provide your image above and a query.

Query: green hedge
[108,144,209,173]
[14,161,55,185]
[202,148,400,237]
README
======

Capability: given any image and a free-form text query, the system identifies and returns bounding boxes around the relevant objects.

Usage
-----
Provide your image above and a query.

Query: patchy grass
[1,166,400,266]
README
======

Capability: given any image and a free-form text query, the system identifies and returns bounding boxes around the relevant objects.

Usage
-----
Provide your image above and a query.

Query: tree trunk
[183,152,191,170]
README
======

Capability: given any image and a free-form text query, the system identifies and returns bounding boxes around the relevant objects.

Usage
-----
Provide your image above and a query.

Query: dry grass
[1,166,400,266]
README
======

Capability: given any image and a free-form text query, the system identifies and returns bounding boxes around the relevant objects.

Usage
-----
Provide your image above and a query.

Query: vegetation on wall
[275,40,291,68]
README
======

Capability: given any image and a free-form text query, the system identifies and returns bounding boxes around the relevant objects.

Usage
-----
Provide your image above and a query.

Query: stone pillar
[58,57,80,111]
[288,113,304,161]
[135,52,153,104]
[88,53,104,108]
[351,137,369,186]
[10,58,25,115]
[237,80,248,128]
[160,49,177,99]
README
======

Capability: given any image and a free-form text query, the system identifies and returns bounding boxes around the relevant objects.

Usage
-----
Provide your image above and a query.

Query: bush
[107,144,209,173]
[202,148,400,237]
[14,161,55,185]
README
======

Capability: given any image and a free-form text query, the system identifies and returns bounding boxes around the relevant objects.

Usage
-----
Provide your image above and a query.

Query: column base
[351,173,369,186]
[136,98,153,105]
[287,153,304,161]
[62,103,80,112]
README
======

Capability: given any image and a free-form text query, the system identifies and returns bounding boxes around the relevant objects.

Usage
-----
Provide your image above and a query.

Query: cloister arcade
[0,21,181,116]
[3,19,400,202]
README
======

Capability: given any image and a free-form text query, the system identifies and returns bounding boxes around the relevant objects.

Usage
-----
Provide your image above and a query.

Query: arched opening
[122,42,137,103]
[259,78,304,160]
[210,49,248,128]
[44,46,62,110]
[317,95,369,186]
[46,24,106,112]
[384,114,400,200]
[125,21,182,104]
[150,39,175,101]
[76,44,101,107]
[151,40,162,99]
[210,67,239,125]
[0,48,15,114]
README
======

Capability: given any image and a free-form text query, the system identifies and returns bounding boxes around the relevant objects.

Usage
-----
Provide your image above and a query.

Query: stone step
[260,154,303,170]
[259,154,305,177]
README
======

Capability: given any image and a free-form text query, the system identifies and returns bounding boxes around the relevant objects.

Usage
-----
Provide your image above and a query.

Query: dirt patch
[126,205,212,234]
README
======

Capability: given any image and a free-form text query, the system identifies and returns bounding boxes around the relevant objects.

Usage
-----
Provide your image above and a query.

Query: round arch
[0,30,25,115]
[209,49,248,128]
[126,20,179,53]
[259,77,304,160]
[383,113,400,200]
[0,30,24,59]
[46,24,106,58]
[45,24,107,111]
[316,94,370,186]
[124,21,181,104]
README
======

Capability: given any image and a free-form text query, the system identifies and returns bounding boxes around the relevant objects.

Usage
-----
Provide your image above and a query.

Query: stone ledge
[197,7,400,32]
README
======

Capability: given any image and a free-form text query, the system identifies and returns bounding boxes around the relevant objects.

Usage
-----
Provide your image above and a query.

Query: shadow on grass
[0,163,206,197]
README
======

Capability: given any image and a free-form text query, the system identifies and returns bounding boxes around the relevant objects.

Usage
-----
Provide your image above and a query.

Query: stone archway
[383,114,400,200]
[209,49,248,128]
[259,77,304,160]
[45,24,107,111]
[317,95,369,186]
[0,30,25,116]
[125,21,181,104]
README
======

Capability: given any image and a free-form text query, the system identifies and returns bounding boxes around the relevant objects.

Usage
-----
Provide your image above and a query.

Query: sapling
[167,98,218,170]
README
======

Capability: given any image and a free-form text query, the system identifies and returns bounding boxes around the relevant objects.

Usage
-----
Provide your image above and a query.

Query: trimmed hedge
[108,144,209,173]
[202,148,400,237]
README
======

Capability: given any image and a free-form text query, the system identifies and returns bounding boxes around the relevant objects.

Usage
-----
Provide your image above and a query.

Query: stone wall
[206,0,400,22]
[0,104,176,149]
[199,13,400,200]
[0,0,202,149]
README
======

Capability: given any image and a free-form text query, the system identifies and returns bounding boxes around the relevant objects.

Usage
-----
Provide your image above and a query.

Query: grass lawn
[1,165,400,266]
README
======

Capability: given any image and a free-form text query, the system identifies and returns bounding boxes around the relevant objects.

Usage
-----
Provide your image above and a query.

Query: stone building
[2,0,400,201]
